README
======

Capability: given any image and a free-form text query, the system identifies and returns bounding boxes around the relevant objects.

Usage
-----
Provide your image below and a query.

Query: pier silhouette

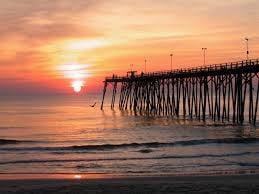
[101,59,259,125]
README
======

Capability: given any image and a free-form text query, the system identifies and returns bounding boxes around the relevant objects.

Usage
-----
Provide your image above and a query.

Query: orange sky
[0,0,259,94]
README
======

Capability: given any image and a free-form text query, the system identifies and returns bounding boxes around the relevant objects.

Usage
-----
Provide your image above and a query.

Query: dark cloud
[0,0,102,41]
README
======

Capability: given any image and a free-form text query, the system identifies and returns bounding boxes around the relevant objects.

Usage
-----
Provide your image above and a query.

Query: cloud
[0,0,102,41]
[0,0,259,94]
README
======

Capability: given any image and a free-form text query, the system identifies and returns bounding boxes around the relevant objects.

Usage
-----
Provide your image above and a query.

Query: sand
[1,174,259,194]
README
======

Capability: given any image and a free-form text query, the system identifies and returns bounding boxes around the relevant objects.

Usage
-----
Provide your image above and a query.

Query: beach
[1,174,259,194]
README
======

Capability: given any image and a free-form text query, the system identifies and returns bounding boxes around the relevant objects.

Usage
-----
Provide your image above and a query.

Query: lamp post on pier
[144,59,147,73]
[170,53,173,71]
[245,38,249,60]
[202,48,207,66]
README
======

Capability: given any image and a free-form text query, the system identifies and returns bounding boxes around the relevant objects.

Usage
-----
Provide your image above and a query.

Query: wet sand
[1,174,259,194]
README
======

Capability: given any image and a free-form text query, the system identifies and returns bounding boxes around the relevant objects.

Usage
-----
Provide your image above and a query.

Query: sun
[72,80,84,93]
[59,63,90,93]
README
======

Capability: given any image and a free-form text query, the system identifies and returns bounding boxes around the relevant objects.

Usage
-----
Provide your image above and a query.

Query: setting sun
[59,63,90,93]
[72,80,84,93]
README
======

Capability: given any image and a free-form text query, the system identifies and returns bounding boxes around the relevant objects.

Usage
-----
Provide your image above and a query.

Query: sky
[0,0,259,94]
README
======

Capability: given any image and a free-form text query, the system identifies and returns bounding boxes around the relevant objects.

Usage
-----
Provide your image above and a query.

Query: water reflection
[74,174,82,179]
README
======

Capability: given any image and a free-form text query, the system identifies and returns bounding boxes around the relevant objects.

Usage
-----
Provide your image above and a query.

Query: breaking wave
[0,151,258,165]
[0,137,258,151]
[0,139,36,145]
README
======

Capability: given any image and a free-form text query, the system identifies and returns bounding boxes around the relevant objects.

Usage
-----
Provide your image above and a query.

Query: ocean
[0,94,259,177]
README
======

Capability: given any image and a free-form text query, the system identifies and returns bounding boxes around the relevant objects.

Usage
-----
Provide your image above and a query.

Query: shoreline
[1,168,259,180]
[1,173,259,194]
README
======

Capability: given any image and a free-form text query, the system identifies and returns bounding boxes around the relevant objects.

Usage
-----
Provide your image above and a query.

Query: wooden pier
[101,59,259,125]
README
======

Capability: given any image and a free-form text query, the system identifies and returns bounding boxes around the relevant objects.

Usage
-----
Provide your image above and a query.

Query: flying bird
[90,102,97,107]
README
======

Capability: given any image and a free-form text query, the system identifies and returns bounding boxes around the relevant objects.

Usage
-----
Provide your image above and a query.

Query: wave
[0,126,26,130]
[56,138,259,150]
[138,149,153,153]
[0,137,258,151]
[0,139,38,145]
[0,151,258,165]
[62,137,259,151]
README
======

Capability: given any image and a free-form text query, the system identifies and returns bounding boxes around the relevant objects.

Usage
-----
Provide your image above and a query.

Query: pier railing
[104,59,259,82]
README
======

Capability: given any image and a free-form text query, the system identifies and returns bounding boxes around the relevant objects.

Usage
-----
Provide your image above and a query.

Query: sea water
[0,94,259,176]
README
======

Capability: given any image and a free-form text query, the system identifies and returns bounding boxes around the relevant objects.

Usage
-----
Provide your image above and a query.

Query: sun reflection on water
[74,174,82,179]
